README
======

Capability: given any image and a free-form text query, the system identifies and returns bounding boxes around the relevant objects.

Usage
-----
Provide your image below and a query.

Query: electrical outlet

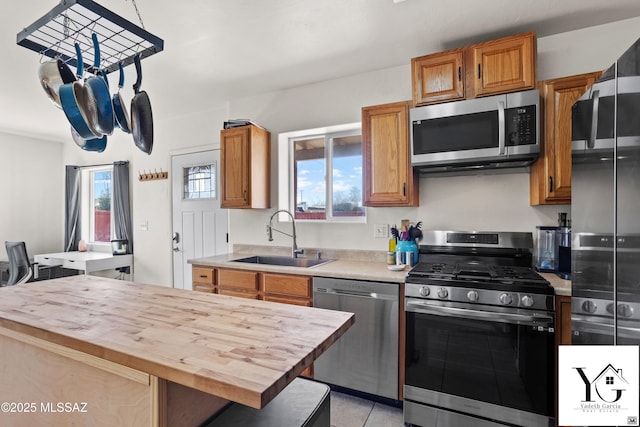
[374,224,389,238]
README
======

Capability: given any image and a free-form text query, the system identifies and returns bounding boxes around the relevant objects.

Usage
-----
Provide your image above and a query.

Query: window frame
[278,122,365,223]
[80,165,115,247]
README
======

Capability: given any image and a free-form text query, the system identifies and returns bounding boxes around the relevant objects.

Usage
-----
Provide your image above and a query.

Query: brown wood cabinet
[217,268,260,299]
[471,32,536,97]
[362,101,419,207]
[412,50,465,105]
[411,32,536,105]
[220,124,271,209]
[192,266,216,293]
[262,273,312,306]
[530,71,601,205]
[555,295,572,347]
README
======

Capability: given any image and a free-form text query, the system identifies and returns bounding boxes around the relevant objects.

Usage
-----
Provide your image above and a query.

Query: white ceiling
[3,0,640,143]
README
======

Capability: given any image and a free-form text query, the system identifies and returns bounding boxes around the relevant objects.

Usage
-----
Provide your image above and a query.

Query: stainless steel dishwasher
[312,277,399,400]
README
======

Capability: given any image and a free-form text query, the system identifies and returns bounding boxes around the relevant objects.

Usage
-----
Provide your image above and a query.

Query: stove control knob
[521,295,534,307]
[437,288,448,299]
[467,290,479,302]
[617,304,634,318]
[499,293,513,305]
[582,300,597,314]
[419,286,430,297]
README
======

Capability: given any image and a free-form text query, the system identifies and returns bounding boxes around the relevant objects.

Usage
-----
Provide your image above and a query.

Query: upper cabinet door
[362,101,418,207]
[529,71,602,205]
[220,125,271,209]
[412,50,465,106]
[471,32,536,97]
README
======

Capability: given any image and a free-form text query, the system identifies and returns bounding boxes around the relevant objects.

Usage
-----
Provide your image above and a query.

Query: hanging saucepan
[83,33,114,136]
[131,54,153,154]
[38,56,76,108]
[70,126,107,152]
[112,62,131,133]
[60,43,98,140]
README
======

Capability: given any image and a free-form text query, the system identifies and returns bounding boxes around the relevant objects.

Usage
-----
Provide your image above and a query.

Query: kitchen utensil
[83,33,114,136]
[70,126,107,152]
[130,54,153,154]
[60,43,97,139]
[112,61,131,133]
[38,57,76,107]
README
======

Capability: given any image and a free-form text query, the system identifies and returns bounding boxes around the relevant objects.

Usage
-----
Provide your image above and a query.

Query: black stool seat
[203,378,330,427]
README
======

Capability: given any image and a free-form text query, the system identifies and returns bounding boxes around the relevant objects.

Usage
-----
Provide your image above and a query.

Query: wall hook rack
[139,169,167,181]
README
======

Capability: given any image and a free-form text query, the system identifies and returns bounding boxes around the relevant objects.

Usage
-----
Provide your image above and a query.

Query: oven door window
[405,309,554,417]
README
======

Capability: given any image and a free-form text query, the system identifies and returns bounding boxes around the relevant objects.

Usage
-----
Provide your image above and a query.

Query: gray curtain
[64,166,81,252]
[113,161,133,255]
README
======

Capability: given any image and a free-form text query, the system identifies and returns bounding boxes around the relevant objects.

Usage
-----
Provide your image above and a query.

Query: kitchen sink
[230,255,333,268]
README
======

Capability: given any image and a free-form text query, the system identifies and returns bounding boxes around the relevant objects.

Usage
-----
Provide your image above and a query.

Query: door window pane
[184,163,216,199]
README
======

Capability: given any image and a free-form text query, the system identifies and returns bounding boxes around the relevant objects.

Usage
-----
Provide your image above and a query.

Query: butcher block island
[0,275,354,426]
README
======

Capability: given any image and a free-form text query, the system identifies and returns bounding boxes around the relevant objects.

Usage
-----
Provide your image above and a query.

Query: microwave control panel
[506,104,536,146]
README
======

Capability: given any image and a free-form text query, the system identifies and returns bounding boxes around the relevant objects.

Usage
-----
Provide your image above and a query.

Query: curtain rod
[69,161,129,169]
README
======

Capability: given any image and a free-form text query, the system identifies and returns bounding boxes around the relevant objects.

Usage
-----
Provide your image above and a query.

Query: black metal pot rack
[17,0,163,74]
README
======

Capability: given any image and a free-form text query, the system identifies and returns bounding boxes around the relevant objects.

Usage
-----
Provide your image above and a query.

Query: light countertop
[189,252,572,295]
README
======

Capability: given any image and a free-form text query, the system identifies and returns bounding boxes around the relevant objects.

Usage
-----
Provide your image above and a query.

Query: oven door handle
[406,300,554,326]
[572,315,640,339]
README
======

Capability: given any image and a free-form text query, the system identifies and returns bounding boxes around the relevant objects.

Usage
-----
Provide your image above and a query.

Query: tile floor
[330,390,404,427]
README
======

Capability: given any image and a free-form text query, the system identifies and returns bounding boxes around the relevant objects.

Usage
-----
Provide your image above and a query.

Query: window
[81,166,114,244]
[183,163,216,199]
[279,123,364,222]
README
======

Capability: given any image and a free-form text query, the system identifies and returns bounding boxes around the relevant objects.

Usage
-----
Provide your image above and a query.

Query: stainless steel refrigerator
[571,37,640,346]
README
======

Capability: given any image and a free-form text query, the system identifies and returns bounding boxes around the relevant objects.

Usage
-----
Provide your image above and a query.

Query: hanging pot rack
[16,0,163,74]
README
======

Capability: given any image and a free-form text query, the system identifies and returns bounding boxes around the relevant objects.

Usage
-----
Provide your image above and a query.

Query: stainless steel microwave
[410,89,540,173]
[572,72,640,154]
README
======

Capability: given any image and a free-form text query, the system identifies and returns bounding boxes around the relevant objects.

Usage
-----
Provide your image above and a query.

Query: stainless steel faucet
[267,209,304,258]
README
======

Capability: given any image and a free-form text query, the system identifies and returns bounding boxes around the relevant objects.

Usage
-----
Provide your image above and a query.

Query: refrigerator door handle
[588,90,600,149]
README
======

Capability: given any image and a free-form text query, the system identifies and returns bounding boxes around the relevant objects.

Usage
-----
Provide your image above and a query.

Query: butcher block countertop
[0,275,354,409]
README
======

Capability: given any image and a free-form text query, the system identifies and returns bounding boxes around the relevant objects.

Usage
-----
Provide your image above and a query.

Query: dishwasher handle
[314,287,398,301]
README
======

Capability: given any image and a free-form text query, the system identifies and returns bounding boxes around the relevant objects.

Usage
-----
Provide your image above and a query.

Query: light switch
[374,224,389,238]
[139,220,148,231]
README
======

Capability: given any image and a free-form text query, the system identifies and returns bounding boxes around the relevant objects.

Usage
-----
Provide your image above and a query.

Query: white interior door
[171,150,228,290]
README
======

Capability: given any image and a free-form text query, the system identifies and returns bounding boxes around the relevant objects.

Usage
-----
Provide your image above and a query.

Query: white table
[34,251,133,276]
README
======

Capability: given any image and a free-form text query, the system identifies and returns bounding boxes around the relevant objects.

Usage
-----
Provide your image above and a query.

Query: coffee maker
[535,226,558,272]
[556,226,571,279]
[535,213,571,278]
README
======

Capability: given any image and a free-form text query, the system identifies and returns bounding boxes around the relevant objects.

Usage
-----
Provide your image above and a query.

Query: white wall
[36,15,640,287]
[61,103,230,287]
[227,17,640,253]
[0,131,63,259]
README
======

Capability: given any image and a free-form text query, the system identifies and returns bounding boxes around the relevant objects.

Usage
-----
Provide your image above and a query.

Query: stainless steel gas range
[403,231,556,427]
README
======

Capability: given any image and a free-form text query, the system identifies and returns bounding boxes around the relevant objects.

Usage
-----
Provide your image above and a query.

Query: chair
[5,241,33,286]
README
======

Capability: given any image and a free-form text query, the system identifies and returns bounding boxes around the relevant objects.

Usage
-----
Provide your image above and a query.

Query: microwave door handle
[498,101,506,154]
[588,90,600,149]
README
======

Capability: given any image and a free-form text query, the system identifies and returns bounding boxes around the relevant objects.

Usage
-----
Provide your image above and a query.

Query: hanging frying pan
[70,126,107,152]
[38,57,75,107]
[112,62,131,133]
[83,33,114,136]
[131,54,153,154]
[60,43,97,139]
